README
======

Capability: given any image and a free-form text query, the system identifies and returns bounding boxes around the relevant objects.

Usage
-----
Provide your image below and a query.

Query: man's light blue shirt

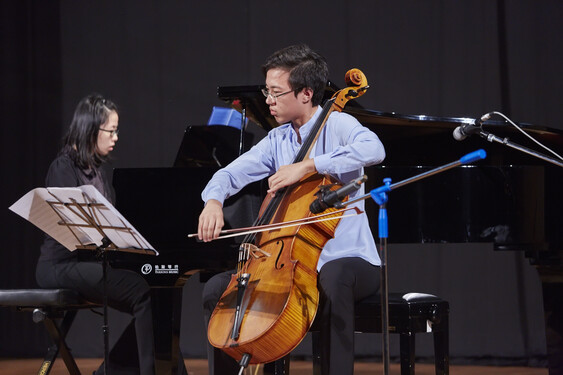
[201,106,386,270]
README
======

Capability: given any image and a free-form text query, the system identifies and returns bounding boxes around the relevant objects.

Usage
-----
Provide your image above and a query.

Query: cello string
[247,97,336,238]
[235,98,337,272]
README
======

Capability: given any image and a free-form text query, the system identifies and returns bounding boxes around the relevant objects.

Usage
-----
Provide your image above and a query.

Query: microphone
[309,175,367,214]
[453,113,492,141]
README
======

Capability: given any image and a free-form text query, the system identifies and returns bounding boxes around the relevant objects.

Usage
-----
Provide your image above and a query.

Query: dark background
[1,0,561,367]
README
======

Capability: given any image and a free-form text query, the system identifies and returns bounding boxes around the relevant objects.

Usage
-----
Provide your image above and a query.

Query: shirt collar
[288,106,323,142]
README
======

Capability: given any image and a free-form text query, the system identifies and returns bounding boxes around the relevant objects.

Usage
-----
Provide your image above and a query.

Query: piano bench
[0,288,101,375]
[266,292,449,375]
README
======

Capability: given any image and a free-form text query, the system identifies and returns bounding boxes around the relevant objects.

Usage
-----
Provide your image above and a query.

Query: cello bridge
[241,243,271,259]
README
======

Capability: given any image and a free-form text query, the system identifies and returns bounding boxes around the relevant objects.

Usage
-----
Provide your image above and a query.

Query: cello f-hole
[274,240,285,270]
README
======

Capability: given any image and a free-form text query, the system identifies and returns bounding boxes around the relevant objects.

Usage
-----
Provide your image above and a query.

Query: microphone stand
[340,149,487,375]
[475,128,563,168]
[371,178,391,375]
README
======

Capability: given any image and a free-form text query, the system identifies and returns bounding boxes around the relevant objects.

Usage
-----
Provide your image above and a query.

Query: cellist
[198,44,386,375]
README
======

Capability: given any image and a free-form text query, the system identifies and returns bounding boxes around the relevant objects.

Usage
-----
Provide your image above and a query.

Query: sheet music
[9,185,157,255]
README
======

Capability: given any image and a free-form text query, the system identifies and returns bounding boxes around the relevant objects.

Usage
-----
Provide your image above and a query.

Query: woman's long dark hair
[60,94,118,169]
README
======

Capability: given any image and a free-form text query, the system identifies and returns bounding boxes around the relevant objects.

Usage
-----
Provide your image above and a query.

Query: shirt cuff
[202,189,226,206]
[312,154,332,175]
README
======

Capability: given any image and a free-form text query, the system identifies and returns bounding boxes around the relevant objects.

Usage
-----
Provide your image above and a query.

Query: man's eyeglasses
[261,88,295,101]
[99,128,119,137]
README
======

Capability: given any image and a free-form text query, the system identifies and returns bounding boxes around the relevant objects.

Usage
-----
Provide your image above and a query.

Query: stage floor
[0,358,548,375]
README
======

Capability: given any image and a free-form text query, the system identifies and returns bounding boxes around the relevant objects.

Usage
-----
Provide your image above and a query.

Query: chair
[265,292,449,375]
[0,288,101,375]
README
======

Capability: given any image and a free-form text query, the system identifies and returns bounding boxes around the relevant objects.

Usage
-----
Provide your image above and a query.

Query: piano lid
[218,83,563,166]
[217,81,363,131]
[220,83,561,132]
[174,125,249,168]
[217,85,277,131]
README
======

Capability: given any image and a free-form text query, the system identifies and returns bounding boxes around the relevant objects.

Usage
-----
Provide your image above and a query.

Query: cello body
[207,173,343,363]
[207,68,369,364]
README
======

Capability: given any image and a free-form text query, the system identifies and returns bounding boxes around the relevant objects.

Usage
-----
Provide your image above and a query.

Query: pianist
[35,94,156,375]
[198,44,386,375]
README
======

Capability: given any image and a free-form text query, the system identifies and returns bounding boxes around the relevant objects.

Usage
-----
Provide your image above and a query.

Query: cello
[206,68,369,365]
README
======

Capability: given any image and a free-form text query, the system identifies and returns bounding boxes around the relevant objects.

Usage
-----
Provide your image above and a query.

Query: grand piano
[111,84,563,374]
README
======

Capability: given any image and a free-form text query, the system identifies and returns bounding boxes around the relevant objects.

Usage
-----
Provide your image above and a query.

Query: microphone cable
[487,111,563,162]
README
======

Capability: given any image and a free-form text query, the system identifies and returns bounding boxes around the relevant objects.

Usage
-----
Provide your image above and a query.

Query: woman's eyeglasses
[99,128,119,137]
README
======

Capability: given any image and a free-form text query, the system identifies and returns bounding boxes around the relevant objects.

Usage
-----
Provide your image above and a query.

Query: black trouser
[201,257,381,375]
[36,258,155,375]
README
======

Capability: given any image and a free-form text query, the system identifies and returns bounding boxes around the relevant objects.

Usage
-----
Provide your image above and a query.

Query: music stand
[9,184,157,374]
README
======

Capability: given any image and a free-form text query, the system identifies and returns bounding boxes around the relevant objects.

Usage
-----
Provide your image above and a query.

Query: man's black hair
[262,44,328,106]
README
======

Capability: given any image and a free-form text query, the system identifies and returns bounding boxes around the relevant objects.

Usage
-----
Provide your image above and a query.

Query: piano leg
[537,266,563,375]
[151,287,188,375]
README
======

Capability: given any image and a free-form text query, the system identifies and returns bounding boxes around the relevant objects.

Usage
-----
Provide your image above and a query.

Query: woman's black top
[38,153,114,262]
